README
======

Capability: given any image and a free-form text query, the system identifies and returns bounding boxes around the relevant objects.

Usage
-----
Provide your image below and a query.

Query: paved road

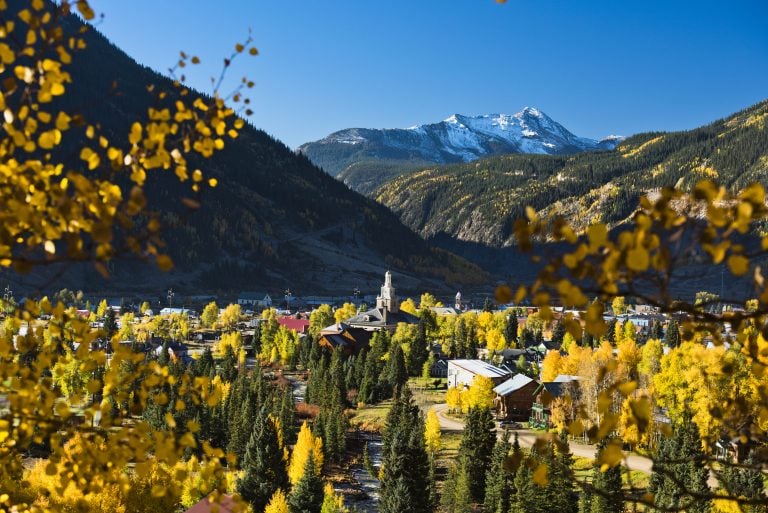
[431,403,654,475]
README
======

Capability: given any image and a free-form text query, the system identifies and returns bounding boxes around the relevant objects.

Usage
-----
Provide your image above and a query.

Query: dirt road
[431,403,654,474]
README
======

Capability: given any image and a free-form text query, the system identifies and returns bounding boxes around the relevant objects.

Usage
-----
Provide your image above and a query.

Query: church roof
[344,306,419,329]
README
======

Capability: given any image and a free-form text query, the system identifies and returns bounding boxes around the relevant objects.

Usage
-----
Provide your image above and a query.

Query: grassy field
[349,401,393,433]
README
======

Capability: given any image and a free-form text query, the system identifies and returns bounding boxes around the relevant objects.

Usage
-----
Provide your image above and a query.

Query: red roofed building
[277,316,310,334]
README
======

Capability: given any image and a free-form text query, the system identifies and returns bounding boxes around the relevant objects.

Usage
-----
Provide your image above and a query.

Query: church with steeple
[344,270,418,331]
[318,271,420,354]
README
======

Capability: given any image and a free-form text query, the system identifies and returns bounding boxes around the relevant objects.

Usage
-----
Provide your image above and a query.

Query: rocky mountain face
[298,108,621,193]
[374,100,768,247]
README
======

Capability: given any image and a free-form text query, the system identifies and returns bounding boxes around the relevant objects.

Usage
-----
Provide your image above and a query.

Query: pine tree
[505,315,518,347]
[649,418,710,513]
[386,343,408,390]
[382,476,422,513]
[237,406,289,512]
[485,432,513,513]
[549,431,577,513]
[288,454,325,513]
[459,406,496,502]
[588,438,623,513]
[664,320,681,348]
[379,388,432,513]
[441,458,472,513]
[511,454,543,513]
[279,385,297,445]
[195,347,215,378]
[718,454,766,513]
[220,345,238,382]
[407,318,429,376]
[104,307,118,338]
[551,321,566,347]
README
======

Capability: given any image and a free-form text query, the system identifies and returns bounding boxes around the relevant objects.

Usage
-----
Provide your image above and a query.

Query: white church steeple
[376,271,399,313]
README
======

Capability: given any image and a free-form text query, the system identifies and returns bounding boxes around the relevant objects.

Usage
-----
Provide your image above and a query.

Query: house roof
[431,307,460,315]
[494,374,536,396]
[553,374,581,383]
[278,317,310,333]
[448,359,509,379]
[344,306,419,329]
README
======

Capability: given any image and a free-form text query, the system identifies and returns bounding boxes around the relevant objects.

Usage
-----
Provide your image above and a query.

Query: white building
[237,292,272,309]
[447,359,510,389]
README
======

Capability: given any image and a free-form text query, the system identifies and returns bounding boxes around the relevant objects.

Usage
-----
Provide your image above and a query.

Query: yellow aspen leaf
[156,254,173,272]
[55,111,71,130]
[617,381,637,397]
[76,0,96,20]
[38,129,61,149]
[727,254,749,276]
[208,178,218,188]
[598,442,623,470]
[494,284,512,304]
[587,223,607,249]
[532,463,548,486]
[129,122,142,144]
[249,47,259,55]
[626,246,649,271]
[0,43,14,64]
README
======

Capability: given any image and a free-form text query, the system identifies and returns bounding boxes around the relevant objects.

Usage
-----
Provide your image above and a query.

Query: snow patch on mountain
[298,107,622,176]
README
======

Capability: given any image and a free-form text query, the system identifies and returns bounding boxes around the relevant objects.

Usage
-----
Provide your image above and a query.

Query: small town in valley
[1,1,766,513]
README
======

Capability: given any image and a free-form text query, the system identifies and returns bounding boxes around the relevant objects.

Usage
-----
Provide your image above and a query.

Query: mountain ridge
[373,100,768,250]
[298,107,621,193]
[5,7,488,297]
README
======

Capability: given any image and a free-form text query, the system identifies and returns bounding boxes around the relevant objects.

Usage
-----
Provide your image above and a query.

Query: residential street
[431,403,655,475]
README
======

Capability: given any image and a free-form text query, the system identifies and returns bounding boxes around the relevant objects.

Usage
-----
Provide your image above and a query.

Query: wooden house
[493,374,540,421]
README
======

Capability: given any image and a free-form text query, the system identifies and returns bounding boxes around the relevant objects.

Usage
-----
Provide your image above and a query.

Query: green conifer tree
[288,453,324,513]
[238,406,289,512]
[379,388,432,513]
[664,320,681,348]
[588,438,622,513]
[485,432,513,513]
[459,406,496,502]
[441,457,472,513]
[649,418,710,513]
[407,318,429,376]
[505,314,519,347]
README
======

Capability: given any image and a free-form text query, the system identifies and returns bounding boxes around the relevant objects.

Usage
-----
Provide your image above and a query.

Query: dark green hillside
[5,10,487,296]
[376,100,768,247]
[337,159,431,196]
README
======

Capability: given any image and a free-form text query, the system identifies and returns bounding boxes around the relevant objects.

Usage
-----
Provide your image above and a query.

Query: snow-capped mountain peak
[298,107,621,176]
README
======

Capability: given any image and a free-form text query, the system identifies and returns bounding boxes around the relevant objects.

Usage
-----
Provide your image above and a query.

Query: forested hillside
[8,12,486,295]
[376,100,768,247]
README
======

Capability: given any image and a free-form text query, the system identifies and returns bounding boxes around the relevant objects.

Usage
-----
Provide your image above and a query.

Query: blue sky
[88,0,767,148]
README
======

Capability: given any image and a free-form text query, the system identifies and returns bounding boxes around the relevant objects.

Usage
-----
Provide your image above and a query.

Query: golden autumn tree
[540,349,563,382]
[0,1,257,511]
[264,489,290,513]
[511,179,768,510]
[461,375,495,412]
[446,386,463,413]
[424,409,442,457]
[333,302,358,323]
[288,422,324,485]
